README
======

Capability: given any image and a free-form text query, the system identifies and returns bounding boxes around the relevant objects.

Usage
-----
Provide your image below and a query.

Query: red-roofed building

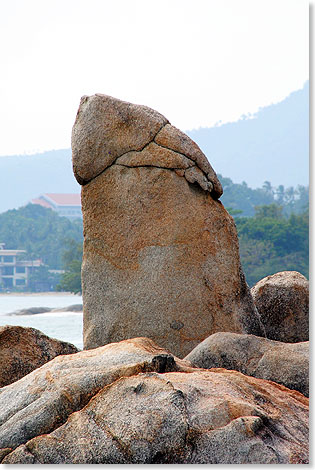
[31,193,82,219]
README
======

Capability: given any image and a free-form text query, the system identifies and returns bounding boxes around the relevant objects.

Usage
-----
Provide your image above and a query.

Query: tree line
[57,202,308,293]
[0,204,83,268]
[0,176,308,292]
[0,204,83,291]
[220,175,309,217]
[235,204,308,286]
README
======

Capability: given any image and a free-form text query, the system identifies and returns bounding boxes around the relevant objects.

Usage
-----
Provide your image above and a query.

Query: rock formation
[185,332,309,397]
[0,337,308,464]
[72,94,264,356]
[0,337,190,453]
[7,304,83,315]
[7,307,51,316]
[251,271,309,343]
[0,325,78,387]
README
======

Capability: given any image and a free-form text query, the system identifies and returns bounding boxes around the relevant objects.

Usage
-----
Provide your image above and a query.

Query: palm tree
[262,181,274,196]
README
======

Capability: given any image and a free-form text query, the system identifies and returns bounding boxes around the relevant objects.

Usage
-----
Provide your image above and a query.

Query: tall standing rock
[72,94,264,357]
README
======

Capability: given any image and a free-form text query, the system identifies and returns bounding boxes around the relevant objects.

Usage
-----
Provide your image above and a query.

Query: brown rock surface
[2,364,308,464]
[0,325,78,387]
[154,123,223,198]
[73,94,264,356]
[72,94,169,185]
[115,142,195,169]
[0,337,190,452]
[185,332,309,396]
[251,271,309,343]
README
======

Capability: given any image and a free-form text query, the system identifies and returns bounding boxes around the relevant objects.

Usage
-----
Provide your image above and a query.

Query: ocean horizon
[0,293,83,349]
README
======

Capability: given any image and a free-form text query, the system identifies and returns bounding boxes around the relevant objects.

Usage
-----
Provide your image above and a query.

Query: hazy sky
[0,0,309,156]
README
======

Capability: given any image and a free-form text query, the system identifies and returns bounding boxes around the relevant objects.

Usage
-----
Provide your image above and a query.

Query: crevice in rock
[148,354,177,373]
[2,444,36,464]
[22,444,38,463]
[160,378,194,463]
[80,122,169,185]
[0,447,13,463]
[115,144,196,170]
[153,138,198,163]
[88,415,129,462]
[0,363,153,452]
[81,124,216,195]
[14,358,182,449]
[179,389,197,461]
[114,163,194,171]
[0,394,43,428]
[108,163,213,194]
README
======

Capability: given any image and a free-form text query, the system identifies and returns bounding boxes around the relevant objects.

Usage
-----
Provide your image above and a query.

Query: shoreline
[0,292,81,297]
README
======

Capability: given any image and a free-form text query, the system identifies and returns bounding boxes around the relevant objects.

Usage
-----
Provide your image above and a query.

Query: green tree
[0,204,83,269]
[262,180,274,197]
[226,207,243,216]
[235,205,309,286]
[219,175,308,218]
[57,240,83,294]
[254,203,283,219]
[284,186,297,214]
[219,175,275,217]
[275,184,285,205]
[290,185,309,215]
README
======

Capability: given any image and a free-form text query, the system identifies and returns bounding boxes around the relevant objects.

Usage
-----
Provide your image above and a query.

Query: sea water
[0,294,83,349]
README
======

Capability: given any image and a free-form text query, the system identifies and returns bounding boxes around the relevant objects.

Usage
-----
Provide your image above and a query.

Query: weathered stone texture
[72,94,264,356]
[154,123,223,198]
[0,325,78,387]
[251,271,309,343]
[2,351,308,464]
[185,332,309,396]
[81,165,263,356]
[115,142,194,169]
[0,337,190,453]
[72,94,169,185]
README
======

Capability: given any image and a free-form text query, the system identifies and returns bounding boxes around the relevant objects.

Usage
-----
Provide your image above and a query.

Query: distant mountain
[187,81,309,189]
[0,82,308,213]
[0,149,79,213]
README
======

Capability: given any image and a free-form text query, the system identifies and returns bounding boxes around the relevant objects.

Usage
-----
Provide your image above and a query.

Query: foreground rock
[1,337,308,464]
[0,337,190,453]
[72,94,264,356]
[0,326,79,387]
[185,332,309,397]
[251,271,309,343]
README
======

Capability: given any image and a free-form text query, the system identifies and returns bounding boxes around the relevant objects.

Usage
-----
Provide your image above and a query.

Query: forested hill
[187,81,309,189]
